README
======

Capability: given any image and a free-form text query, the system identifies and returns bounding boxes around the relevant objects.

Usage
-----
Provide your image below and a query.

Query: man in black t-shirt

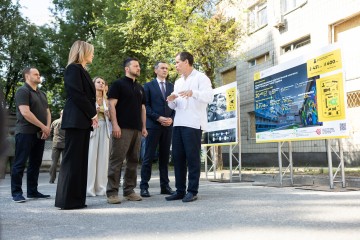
[106,58,148,204]
[11,67,51,203]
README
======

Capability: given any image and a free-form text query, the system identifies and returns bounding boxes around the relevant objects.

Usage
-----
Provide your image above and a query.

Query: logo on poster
[322,128,335,134]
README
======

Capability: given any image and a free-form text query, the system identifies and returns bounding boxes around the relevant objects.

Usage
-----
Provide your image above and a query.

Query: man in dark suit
[140,61,175,197]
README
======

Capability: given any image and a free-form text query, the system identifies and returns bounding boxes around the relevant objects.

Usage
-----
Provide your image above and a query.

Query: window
[248,1,268,33]
[249,59,256,67]
[347,91,360,108]
[281,36,310,54]
[248,52,270,68]
[282,0,307,14]
[221,68,236,85]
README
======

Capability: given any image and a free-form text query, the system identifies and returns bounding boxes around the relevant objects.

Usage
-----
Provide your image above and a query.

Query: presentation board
[254,44,348,143]
[202,82,238,146]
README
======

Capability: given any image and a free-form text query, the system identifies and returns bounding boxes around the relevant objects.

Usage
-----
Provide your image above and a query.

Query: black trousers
[140,127,172,190]
[55,128,90,209]
[172,126,202,195]
[11,133,45,197]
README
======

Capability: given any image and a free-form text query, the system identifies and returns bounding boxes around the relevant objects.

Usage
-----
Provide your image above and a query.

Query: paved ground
[1,172,360,240]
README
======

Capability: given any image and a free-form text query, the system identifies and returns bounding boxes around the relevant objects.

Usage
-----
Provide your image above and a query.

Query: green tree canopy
[107,0,241,85]
[53,0,241,85]
[0,1,57,113]
[1,0,243,116]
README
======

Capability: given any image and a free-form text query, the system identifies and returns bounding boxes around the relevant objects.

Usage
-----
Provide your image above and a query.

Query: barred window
[347,90,360,108]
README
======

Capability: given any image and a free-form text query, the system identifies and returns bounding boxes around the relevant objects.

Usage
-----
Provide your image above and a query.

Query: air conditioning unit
[273,15,285,28]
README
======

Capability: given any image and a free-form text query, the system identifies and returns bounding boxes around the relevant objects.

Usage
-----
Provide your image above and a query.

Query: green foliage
[1,0,242,117]
[0,1,58,113]
[50,0,106,68]
[104,0,241,85]
[88,0,128,84]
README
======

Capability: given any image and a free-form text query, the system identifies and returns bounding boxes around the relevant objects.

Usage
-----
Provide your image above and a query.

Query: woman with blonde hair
[55,40,98,210]
[87,77,111,196]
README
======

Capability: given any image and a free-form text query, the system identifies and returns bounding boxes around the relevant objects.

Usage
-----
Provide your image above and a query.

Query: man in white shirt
[166,52,213,202]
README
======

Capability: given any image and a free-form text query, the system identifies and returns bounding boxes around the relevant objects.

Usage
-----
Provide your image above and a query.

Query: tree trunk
[214,146,223,170]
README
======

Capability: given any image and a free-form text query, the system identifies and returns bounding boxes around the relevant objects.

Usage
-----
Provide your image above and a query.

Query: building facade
[219,0,360,166]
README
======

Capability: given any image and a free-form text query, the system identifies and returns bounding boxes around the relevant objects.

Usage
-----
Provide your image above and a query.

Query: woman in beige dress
[87,77,111,196]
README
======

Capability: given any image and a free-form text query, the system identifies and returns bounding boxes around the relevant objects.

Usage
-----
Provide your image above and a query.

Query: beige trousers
[87,120,109,196]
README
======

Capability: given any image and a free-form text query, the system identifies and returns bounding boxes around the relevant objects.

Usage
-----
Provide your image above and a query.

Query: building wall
[219,0,360,166]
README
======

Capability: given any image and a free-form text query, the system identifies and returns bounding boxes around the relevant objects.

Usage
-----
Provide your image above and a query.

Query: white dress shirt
[156,78,166,91]
[168,69,213,131]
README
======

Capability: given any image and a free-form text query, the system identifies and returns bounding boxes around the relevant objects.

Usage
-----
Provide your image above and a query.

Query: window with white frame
[248,52,270,68]
[248,1,268,33]
[281,36,310,54]
[282,0,307,14]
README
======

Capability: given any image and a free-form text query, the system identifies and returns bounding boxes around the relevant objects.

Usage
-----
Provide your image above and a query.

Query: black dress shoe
[160,186,175,195]
[182,192,198,203]
[27,192,51,199]
[165,193,184,201]
[140,189,150,197]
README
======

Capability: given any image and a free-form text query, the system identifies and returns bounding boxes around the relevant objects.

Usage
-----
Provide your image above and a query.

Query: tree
[107,0,241,85]
[89,0,129,83]
[106,0,242,170]
[50,0,241,86]
[51,0,107,67]
[0,1,56,113]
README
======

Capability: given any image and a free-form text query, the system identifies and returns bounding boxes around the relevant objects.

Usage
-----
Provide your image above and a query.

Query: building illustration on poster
[202,82,238,145]
[254,44,348,143]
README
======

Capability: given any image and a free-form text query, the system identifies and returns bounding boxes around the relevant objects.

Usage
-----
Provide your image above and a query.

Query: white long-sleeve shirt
[168,69,214,131]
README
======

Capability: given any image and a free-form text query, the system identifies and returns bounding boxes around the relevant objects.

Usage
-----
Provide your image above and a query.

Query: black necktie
[160,81,166,99]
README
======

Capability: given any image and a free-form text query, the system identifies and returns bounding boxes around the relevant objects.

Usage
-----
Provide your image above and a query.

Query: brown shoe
[107,195,121,204]
[125,192,142,201]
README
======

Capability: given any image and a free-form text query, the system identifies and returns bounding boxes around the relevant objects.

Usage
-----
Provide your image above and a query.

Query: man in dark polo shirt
[11,67,51,203]
[106,57,148,204]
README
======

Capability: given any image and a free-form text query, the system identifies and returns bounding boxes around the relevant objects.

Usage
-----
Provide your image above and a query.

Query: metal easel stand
[229,143,241,182]
[204,144,241,182]
[204,146,216,180]
[326,139,345,189]
[278,141,293,187]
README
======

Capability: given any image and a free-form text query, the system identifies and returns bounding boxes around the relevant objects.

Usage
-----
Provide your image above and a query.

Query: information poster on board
[202,82,238,146]
[254,44,348,143]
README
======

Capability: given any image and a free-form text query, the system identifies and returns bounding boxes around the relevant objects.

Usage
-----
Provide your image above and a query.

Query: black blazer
[143,79,175,129]
[61,64,97,129]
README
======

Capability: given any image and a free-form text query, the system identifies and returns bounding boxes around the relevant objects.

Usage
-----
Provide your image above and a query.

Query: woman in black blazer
[55,40,98,210]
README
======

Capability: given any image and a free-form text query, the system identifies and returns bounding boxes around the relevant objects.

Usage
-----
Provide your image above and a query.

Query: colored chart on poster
[316,73,345,121]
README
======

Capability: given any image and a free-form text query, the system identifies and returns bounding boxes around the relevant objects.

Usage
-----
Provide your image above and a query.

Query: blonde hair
[93,76,107,100]
[67,40,94,67]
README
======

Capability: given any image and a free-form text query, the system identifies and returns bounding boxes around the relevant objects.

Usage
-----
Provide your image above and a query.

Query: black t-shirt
[15,83,48,134]
[108,76,146,131]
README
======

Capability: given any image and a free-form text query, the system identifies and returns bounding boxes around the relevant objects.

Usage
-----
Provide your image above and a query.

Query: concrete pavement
[1,172,360,240]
